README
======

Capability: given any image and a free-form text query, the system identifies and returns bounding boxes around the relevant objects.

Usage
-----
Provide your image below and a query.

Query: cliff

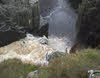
[0,0,48,47]
[76,0,100,48]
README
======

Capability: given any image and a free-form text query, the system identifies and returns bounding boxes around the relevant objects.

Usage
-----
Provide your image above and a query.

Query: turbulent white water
[40,0,78,53]
[0,34,68,65]
[0,0,77,65]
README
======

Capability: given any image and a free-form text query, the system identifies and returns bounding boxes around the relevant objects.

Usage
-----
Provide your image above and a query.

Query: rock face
[76,0,100,48]
[39,16,49,37]
[68,0,82,9]
[0,0,40,47]
[39,0,57,16]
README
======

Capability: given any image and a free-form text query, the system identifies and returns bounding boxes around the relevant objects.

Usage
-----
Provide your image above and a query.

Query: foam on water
[46,0,76,53]
[0,34,69,65]
[48,35,72,53]
[0,0,77,65]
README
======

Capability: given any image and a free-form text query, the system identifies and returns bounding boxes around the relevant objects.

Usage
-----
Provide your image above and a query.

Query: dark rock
[68,0,82,9]
[70,42,86,53]
[0,0,40,47]
[39,0,57,16]
[38,23,48,37]
[0,26,25,47]
[96,0,100,7]
[38,16,49,37]
[38,36,48,44]
[76,0,100,48]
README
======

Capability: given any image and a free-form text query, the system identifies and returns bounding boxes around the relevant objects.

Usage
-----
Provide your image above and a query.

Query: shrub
[39,49,100,78]
[0,59,38,78]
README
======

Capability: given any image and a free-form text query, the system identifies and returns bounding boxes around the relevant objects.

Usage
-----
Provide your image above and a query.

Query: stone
[27,70,39,78]
[38,36,48,44]
[46,51,66,61]
[40,0,57,16]
[38,16,49,37]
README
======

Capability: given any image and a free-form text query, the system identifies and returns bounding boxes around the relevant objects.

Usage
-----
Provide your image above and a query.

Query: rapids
[40,0,78,53]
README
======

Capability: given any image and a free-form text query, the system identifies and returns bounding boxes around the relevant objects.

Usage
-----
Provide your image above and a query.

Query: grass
[39,49,100,78]
[0,49,100,78]
[0,59,38,78]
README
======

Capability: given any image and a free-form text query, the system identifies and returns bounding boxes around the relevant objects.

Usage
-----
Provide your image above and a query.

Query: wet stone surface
[0,0,49,47]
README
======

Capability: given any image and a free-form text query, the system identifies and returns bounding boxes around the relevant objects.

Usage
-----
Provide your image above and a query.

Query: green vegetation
[39,49,100,78]
[0,59,38,78]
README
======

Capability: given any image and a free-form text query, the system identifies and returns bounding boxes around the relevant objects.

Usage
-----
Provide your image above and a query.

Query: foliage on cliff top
[39,49,100,78]
[0,59,38,78]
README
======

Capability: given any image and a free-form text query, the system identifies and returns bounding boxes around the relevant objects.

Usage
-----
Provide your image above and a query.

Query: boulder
[38,16,49,37]
[46,51,66,61]
[38,36,48,44]
[27,70,39,78]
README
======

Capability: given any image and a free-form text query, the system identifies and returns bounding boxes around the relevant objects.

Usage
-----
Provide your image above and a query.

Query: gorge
[1,0,100,78]
[0,0,78,65]
[0,0,78,53]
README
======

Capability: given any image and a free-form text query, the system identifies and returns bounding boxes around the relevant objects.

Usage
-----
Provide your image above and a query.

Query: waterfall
[57,0,66,8]
[0,0,79,66]
[40,0,78,53]
[0,0,78,65]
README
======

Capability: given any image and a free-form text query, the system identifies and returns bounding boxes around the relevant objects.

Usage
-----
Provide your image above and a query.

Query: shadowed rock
[76,0,100,48]
[0,0,40,47]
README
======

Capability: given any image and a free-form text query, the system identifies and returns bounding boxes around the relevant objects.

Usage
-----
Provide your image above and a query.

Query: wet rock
[38,36,48,44]
[38,16,49,37]
[27,70,39,78]
[38,23,48,37]
[0,29,25,47]
[70,42,86,53]
[76,0,100,48]
[96,0,100,8]
[46,51,66,61]
[39,0,57,16]
[68,0,82,9]
[0,0,40,47]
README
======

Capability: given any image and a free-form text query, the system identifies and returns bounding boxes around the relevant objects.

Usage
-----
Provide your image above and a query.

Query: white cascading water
[0,0,78,65]
[0,34,69,65]
[40,0,78,53]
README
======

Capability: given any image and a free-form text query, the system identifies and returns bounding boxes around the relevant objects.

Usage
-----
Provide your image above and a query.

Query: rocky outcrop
[39,16,49,37]
[0,0,41,47]
[39,0,57,16]
[0,0,39,30]
[76,0,100,48]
